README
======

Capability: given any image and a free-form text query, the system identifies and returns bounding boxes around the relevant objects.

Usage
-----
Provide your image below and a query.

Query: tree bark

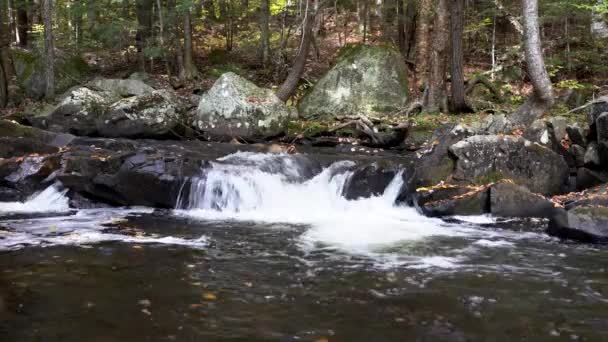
[136,0,154,72]
[450,0,469,112]
[0,0,9,107]
[15,0,28,47]
[511,0,555,126]
[180,6,199,81]
[42,0,54,99]
[258,0,271,66]
[276,0,318,102]
[425,0,449,113]
[413,0,433,97]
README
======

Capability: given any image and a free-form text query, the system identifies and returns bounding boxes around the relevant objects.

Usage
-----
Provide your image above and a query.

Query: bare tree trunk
[180,5,199,81]
[276,0,318,102]
[425,0,449,113]
[15,0,28,47]
[0,0,9,107]
[413,0,433,97]
[397,0,406,54]
[450,0,469,112]
[42,0,54,99]
[511,0,554,126]
[136,0,154,72]
[362,0,369,43]
[258,0,271,66]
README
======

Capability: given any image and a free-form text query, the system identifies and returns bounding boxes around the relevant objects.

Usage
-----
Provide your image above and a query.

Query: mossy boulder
[449,135,569,195]
[298,45,408,119]
[195,72,294,140]
[12,49,90,99]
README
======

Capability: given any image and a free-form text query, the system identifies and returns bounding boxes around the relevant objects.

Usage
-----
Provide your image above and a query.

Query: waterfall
[0,185,70,214]
[176,152,457,254]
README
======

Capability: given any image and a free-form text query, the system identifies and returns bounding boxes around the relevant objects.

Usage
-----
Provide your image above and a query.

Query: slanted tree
[42,0,55,99]
[425,0,450,113]
[276,0,324,102]
[510,0,554,126]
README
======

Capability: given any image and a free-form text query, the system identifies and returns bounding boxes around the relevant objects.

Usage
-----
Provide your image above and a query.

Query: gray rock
[98,90,185,138]
[87,77,154,99]
[449,135,569,195]
[548,206,608,243]
[299,45,408,119]
[414,184,489,217]
[489,180,556,218]
[584,141,601,167]
[548,116,568,144]
[597,112,608,165]
[577,168,608,190]
[566,123,587,147]
[588,97,608,125]
[195,72,293,140]
[570,144,586,167]
[523,119,550,146]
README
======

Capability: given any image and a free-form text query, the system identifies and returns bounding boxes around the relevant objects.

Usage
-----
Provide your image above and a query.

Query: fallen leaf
[202,293,217,301]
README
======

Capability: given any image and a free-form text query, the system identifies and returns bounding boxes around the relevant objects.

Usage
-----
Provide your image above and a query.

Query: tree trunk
[276,0,317,102]
[136,0,154,72]
[450,0,469,112]
[258,0,271,66]
[397,0,406,55]
[0,0,9,107]
[510,0,555,126]
[16,0,28,47]
[180,6,199,81]
[413,0,433,97]
[42,0,54,99]
[425,0,449,113]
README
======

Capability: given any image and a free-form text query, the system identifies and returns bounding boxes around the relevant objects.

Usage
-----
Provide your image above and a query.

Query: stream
[1,152,607,341]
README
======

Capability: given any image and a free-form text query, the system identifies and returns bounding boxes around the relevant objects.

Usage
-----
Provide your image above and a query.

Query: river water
[1,152,607,341]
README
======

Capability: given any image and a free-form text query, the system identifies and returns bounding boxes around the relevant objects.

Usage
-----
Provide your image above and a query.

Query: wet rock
[414,184,489,217]
[299,45,408,119]
[584,142,601,167]
[449,135,569,195]
[195,72,293,140]
[548,206,608,243]
[98,90,185,138]
[342,162,406,200]
[489,180,556,218]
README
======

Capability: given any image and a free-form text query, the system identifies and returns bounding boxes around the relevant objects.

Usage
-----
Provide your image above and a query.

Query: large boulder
[195,72,293,140]
[98,90,185,138]
[87,77,154,98]
[490,180,556,218]
[298,45,408,119]
[414,184,489,217]
[449,135,569,195]
[29,87,109,135]
[12,49,90,99]
[596,112,608,165]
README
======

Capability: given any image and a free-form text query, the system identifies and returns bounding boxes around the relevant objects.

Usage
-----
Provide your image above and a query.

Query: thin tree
[136,0,154,72]
[258,0,271,67]
[0,0,9,107]
[425,0,450,113]
[413,0,433,97]
[450,0,470,112]
[180,3,200,81]
[510,0,554,126]
[42,0,55,99]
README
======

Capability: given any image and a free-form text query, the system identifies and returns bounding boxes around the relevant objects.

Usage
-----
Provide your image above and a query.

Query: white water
[0,185,70,214]
[176,152,472,258]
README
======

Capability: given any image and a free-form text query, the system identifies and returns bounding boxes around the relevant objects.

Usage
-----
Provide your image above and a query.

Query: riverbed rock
[195,72,293,140]
[414,184,489,217]
[576,168,608,190]
[596,112,608,165]
[570,144,586,167]
[584,141,601,167]
[566,123,587,147]
[489,180,556,218]
[97,90,185,138]
[298,45,408,119]
[449,135,569,195]
[342,161,407,201]
[588,97,608,125]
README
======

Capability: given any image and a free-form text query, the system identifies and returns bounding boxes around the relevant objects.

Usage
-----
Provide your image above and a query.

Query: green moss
[11,49,39,85]
[428,157,455,185]
[572,206,608,218]
[473,171,504,185]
